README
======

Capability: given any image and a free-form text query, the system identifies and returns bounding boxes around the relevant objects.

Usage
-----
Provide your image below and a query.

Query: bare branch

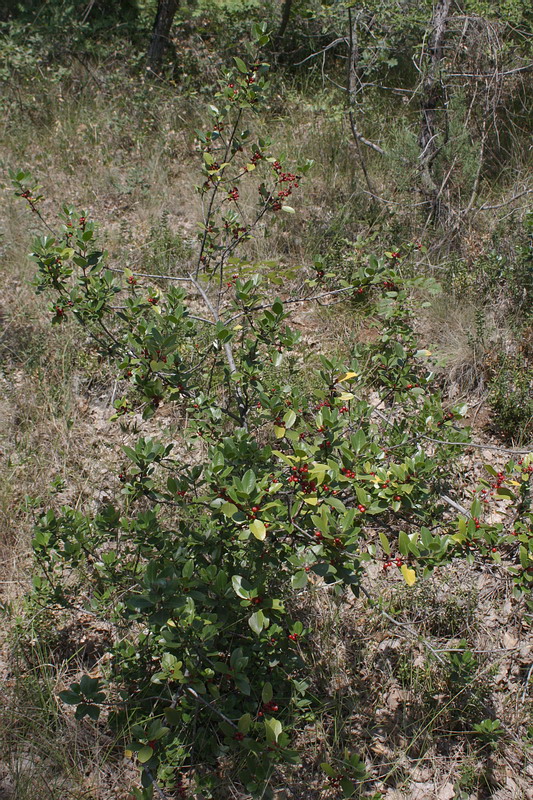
[476,188,533,211]
[448,63,533,78]
[293,37,348,66]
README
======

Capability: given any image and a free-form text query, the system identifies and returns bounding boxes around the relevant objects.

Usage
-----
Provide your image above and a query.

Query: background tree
[147,0,179,73]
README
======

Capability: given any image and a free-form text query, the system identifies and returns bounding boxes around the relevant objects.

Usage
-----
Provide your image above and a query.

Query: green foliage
[472,717,505,748]
[488,354,533,444]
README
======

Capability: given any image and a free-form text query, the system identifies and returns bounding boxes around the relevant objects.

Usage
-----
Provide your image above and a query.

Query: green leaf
[353,429,367,453]
[356,487,369,506]
[264,717,282,743]
[59,689,81,705]
[291,570,308,589]
[221,501,238,517]
[398,531,410,557]
[262,682,273,704]
[234,56,248,73]
[232,575,250,599]
[379,532,391,555]
[321,762,337,778]
[238,713,252,733]
[249,610,266,634]
[494,488,515,500]
[340,777,355,797]
[137,746,154,764]
[164,707,181,725]
[283,409,297,429]
[242,469,256,494]
[249,519,266,540]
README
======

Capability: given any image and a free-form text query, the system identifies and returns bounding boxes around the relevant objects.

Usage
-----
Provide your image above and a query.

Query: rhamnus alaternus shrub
[12,24,532,800]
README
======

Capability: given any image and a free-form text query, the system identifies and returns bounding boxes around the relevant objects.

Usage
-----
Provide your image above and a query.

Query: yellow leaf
[245,163,256,171]
[274,425,286,438]
[338,392,354,401]
[249,520,266,540]
[301,495,319,505]
[400,564,416,586]
[125,749,133,758]
[233,324,243,330]
[338,371,358,382]
[508,480,520,486]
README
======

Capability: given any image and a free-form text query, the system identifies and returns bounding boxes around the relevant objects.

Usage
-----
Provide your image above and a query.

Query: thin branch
[185,686,238,728]
[476,188,533,211]
[421,435,531,455]
[108,266,192,282]
[293,37,348,66]
[448,63,533,78]
[348,116,386,156]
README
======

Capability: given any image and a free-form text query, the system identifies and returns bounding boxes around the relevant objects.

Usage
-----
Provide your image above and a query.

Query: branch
[448,63,533,78]
[185,686,238,728]
[475,188,533,211]
[348,115,386,155]
[108,266,192,282]
[293,37,348,66]
[188,274,248,427]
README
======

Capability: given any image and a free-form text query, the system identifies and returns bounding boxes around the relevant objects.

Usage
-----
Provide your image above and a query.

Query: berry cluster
[175,773,187,799]
[257,700,279,717]
[287,464,317,495]
[269,162,300,211]
[383,557,404,570]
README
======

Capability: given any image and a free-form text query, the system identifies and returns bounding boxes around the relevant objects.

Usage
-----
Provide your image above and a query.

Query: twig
[188,274,247,426]
[476,188,533,211]
[185,686,238,728]
[421,435,531,455]
[448,63,533,78]
[108,267,192,282]
[522,663,533,703]
[293,37,348,66]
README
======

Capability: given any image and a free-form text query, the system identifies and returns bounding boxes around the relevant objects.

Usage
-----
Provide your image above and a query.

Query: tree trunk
[147,0,179,74]
[346,8,380,194]
[418,0,452,222]
[276,0,293,41]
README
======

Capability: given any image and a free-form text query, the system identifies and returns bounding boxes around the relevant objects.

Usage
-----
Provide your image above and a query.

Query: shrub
[11,27,533,799]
